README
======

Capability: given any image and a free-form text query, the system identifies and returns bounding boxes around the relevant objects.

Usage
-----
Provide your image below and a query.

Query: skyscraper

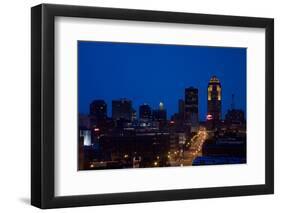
[185,87,199,131]
[139,104,152,121]
[89,100,107,121]
[112,99,133,121]
[207,76,222,122]
[178,99,185,120]
[152,102,167,121]
[152,102,167,129]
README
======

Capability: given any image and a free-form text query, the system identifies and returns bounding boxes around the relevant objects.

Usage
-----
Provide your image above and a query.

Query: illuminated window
[217,85,221,100]
[208,86,212,100]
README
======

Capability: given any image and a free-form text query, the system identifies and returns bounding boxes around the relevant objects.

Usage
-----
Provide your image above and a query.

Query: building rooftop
[209,75,220,83]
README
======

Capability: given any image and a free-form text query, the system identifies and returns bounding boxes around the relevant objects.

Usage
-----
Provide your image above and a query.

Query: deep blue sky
[78,41,246,121]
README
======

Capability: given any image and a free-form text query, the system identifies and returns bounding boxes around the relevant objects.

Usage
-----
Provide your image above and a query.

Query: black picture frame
[31,3,274,209]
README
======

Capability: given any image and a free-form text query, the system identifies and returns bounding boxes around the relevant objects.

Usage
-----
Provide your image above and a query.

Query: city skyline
[78,41,246,120]
[78,41,247,170]
[80,81,244,122]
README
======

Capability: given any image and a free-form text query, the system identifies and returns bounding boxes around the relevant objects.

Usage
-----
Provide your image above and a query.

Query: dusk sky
[78,41,246,121]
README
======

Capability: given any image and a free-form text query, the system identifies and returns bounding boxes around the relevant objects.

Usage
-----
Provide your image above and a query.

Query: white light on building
[80,130,91,146]
[159,102,164,110]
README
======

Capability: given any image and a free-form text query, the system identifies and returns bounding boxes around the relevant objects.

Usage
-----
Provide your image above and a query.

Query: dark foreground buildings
[99,131,170,168]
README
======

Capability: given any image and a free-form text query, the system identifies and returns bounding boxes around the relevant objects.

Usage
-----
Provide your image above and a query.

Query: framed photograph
[31,4,274,209]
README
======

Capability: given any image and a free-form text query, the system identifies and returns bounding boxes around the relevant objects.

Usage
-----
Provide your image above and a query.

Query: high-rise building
[139,104,152,121]
[152,102,167,121]
[185,87,199,131]
[89,100,107,121]
[112,99,132,121]
[178,99,185,120]
[207,76,222,122]
[225,109,245,125]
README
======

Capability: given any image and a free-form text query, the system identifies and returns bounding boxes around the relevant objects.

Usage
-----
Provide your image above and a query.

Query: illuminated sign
[206,114,213,120]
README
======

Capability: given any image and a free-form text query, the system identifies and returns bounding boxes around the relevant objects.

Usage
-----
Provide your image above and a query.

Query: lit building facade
[207,76,222,123]
[79,128,92,146]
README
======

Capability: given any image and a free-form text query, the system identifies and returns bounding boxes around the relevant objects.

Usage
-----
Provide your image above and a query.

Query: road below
[169,127,208,166]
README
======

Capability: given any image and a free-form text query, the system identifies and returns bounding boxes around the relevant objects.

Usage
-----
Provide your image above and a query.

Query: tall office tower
[112,99,133,121]
[185,87,199,132]
[178,99,185,120]
[207,76,222,122]
[89,100,107,121]
[139,104,152,121]
[152,102,167,121]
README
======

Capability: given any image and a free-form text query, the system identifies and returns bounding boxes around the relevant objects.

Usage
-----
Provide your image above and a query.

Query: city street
[182,127,208,165]
[170,127,208,166]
